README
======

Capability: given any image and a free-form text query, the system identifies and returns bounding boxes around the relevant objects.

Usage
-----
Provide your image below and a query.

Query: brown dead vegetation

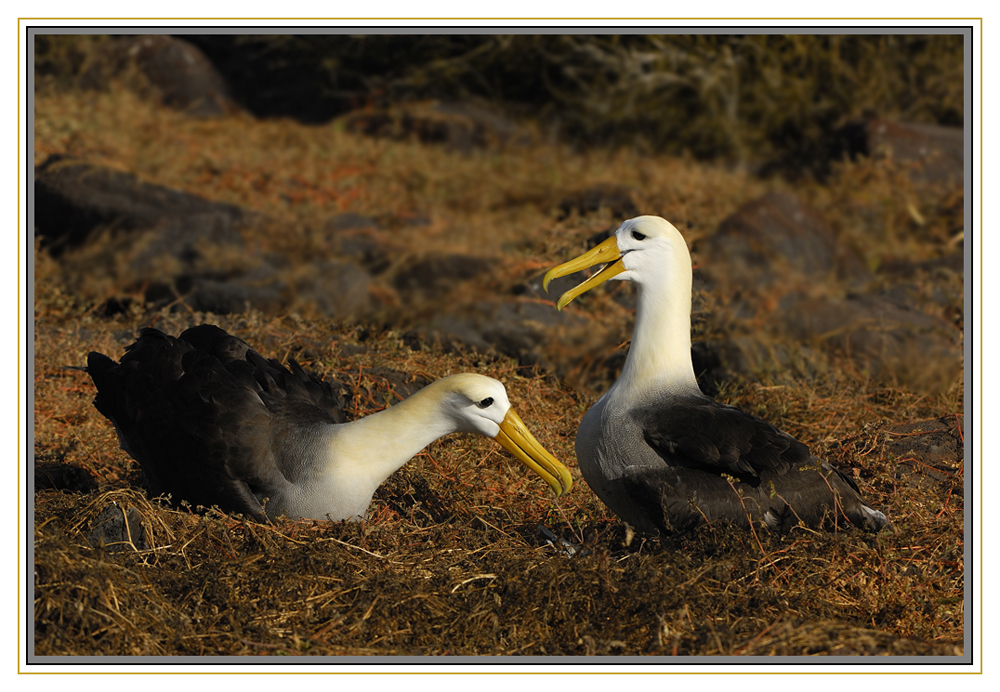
[33,309,964,658]
[31,46,965,660]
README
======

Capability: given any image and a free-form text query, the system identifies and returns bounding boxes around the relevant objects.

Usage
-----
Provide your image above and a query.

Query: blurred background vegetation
[35,33,964,176]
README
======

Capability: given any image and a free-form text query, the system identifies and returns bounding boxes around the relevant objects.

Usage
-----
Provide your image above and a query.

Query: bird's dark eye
[631,230,646,241]
[476,397,494,409]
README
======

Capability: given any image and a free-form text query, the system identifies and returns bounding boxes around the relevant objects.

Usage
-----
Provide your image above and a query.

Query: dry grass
[32,312,965,659]
[32,70,964,660]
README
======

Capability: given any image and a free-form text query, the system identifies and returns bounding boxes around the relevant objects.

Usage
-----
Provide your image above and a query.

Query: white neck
[282,381,464,520]
[328,382,460,486]
[611,254,700,402]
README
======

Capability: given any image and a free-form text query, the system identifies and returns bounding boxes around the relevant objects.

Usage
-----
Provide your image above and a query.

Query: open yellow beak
[495,408,573,496]
[542,235,626,309]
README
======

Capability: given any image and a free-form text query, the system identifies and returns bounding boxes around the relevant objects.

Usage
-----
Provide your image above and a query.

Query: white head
[611,216,692,287]
[435,373,513,437]
[543,215,692,308]
[419,374,573,496]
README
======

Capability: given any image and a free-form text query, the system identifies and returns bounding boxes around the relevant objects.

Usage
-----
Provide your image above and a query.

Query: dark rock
[411,298,587,369]
[341,100,535,153]
[128,213,247,278]
[876,254,964,326]
[780,291,962,391]
[323,216,395,274]
[878,280,964,332]
[556,184,640,221]
[109,35,237,117]
[61,218,280,316]
[702,191,868,292]
[34,155,246,256]
[408,312,496,356]
[696,192,963,392]
[691,336,828,392]
[179,272,287,315]
[863,119,963,185]
[391,253,494,299]
[880,252,964,281]
[34,463,99,493]
[298,261,376,320]
[478,301,575,366]
[833,118,963,185]
[325,212,380,232]
[31,156,315,317]
[390,212,434,228]
[85,503,150,552]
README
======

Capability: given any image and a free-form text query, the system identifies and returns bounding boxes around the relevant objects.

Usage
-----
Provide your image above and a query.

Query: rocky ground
[31,35,966,660]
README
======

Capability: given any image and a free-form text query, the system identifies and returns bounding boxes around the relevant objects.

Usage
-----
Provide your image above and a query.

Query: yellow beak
[495,408,573,496]
[542,235,626,309]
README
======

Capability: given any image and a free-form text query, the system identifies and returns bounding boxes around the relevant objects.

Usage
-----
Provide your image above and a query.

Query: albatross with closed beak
[543,216,886,535]
[87,324,572,522]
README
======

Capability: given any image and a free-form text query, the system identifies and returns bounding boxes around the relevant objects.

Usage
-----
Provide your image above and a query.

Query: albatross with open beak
[87,324,572,522]
[543,216,886,534]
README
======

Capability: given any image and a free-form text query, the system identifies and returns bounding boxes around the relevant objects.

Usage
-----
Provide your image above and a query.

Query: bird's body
[544,216,886,535]
[87,325,571,522]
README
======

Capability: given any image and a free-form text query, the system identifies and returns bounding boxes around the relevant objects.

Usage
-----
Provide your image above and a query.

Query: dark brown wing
[624,394,885,533]
[87,325,347,519]
[632,394,811,482]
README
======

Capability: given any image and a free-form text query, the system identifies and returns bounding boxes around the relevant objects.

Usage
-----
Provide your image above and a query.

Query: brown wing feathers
[635,395,809,482]
[87,325,347,520]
